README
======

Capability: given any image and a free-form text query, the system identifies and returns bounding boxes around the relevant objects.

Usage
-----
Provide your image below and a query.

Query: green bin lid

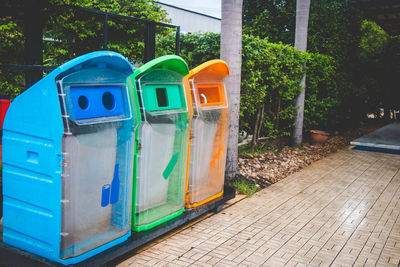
[130,55,189,112]
[132,55,189,78]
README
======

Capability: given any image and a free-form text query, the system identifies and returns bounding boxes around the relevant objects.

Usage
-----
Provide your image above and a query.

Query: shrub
[304,52,339,131]
[240,35,307,145]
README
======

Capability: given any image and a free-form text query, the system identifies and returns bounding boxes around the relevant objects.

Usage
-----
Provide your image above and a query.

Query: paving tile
[118,150,400,267]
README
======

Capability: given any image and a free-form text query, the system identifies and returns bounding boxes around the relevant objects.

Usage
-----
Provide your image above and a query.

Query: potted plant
[310,130,330,145]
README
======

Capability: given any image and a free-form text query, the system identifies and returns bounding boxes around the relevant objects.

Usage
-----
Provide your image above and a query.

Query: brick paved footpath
[119,148,400,267]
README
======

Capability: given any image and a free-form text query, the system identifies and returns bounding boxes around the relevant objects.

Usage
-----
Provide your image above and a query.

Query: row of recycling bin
[1,51,230,264]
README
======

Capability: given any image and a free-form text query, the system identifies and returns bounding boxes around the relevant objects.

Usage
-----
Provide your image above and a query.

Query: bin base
[132,207,185,232]
[0,185,236,267]
[185,190,224,210]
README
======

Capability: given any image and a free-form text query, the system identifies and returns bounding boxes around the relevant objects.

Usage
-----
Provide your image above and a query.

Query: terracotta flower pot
[310,130,330,145]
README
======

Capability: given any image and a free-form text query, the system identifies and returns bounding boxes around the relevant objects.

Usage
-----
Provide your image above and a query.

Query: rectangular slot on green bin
[156,87,168,107]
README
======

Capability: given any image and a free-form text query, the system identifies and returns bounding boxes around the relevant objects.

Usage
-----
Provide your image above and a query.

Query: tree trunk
[291,0,311,147]
[383,107,390,120]
[221,0,243,180]
[275,95,281,130]
[251,107,262,147]
[257,103,265,140]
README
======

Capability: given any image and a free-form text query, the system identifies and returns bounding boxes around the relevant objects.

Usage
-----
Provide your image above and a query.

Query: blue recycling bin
[2,51,139,264]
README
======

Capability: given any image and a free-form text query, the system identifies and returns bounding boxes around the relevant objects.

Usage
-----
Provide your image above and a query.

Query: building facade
[157,2,221,33]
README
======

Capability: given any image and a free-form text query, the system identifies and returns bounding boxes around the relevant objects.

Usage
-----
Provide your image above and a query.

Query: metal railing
[0,3,181,88]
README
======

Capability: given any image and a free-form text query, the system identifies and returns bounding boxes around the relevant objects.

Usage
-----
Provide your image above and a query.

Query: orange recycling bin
[185,60,229,208]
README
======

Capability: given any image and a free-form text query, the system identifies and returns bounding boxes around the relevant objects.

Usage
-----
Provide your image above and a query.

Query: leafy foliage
[359,20,388,61]
[347,20,400,120]
[243,0,400,126]
[241,35,307,140]
[348,20,389,118]
[0,0,170,99]
[0,16,25,98]
[243,0,362,61]
[305,52,339,131]
[243,0,295,44]
[157,32,220,69]
[44,0,170,65]
[243,0,364,127]
[381,35,400,114]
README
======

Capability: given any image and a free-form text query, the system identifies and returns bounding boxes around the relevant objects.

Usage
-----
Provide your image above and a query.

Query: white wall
[159,3,221,33]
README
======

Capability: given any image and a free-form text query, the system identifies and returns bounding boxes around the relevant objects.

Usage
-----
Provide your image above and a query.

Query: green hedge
[305,52,339,131]
[240,35,307,142]
[158,33,339,143]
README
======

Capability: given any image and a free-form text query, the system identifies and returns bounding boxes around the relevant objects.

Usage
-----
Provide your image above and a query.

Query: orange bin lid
[186,59,229,79]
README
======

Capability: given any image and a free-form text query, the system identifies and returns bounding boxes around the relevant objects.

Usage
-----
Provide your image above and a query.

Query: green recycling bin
[129,55,192,231]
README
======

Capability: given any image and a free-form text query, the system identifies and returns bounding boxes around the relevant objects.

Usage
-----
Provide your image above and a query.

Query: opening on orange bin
[197,85,223,106]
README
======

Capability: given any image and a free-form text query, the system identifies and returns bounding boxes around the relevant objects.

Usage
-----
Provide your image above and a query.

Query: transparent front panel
[57,68,134,259]
[134,69,190,227]
[188,71,229,205]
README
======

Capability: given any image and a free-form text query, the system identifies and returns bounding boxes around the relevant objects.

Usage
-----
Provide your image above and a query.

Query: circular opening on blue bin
[78,95,88,110]
[102,92,115,110]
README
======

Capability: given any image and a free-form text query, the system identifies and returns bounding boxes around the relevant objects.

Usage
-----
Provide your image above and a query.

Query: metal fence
[0,3,180,88]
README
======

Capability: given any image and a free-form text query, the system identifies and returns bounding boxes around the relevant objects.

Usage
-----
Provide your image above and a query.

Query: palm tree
[221,0,243,180]
[292,0,311,147]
